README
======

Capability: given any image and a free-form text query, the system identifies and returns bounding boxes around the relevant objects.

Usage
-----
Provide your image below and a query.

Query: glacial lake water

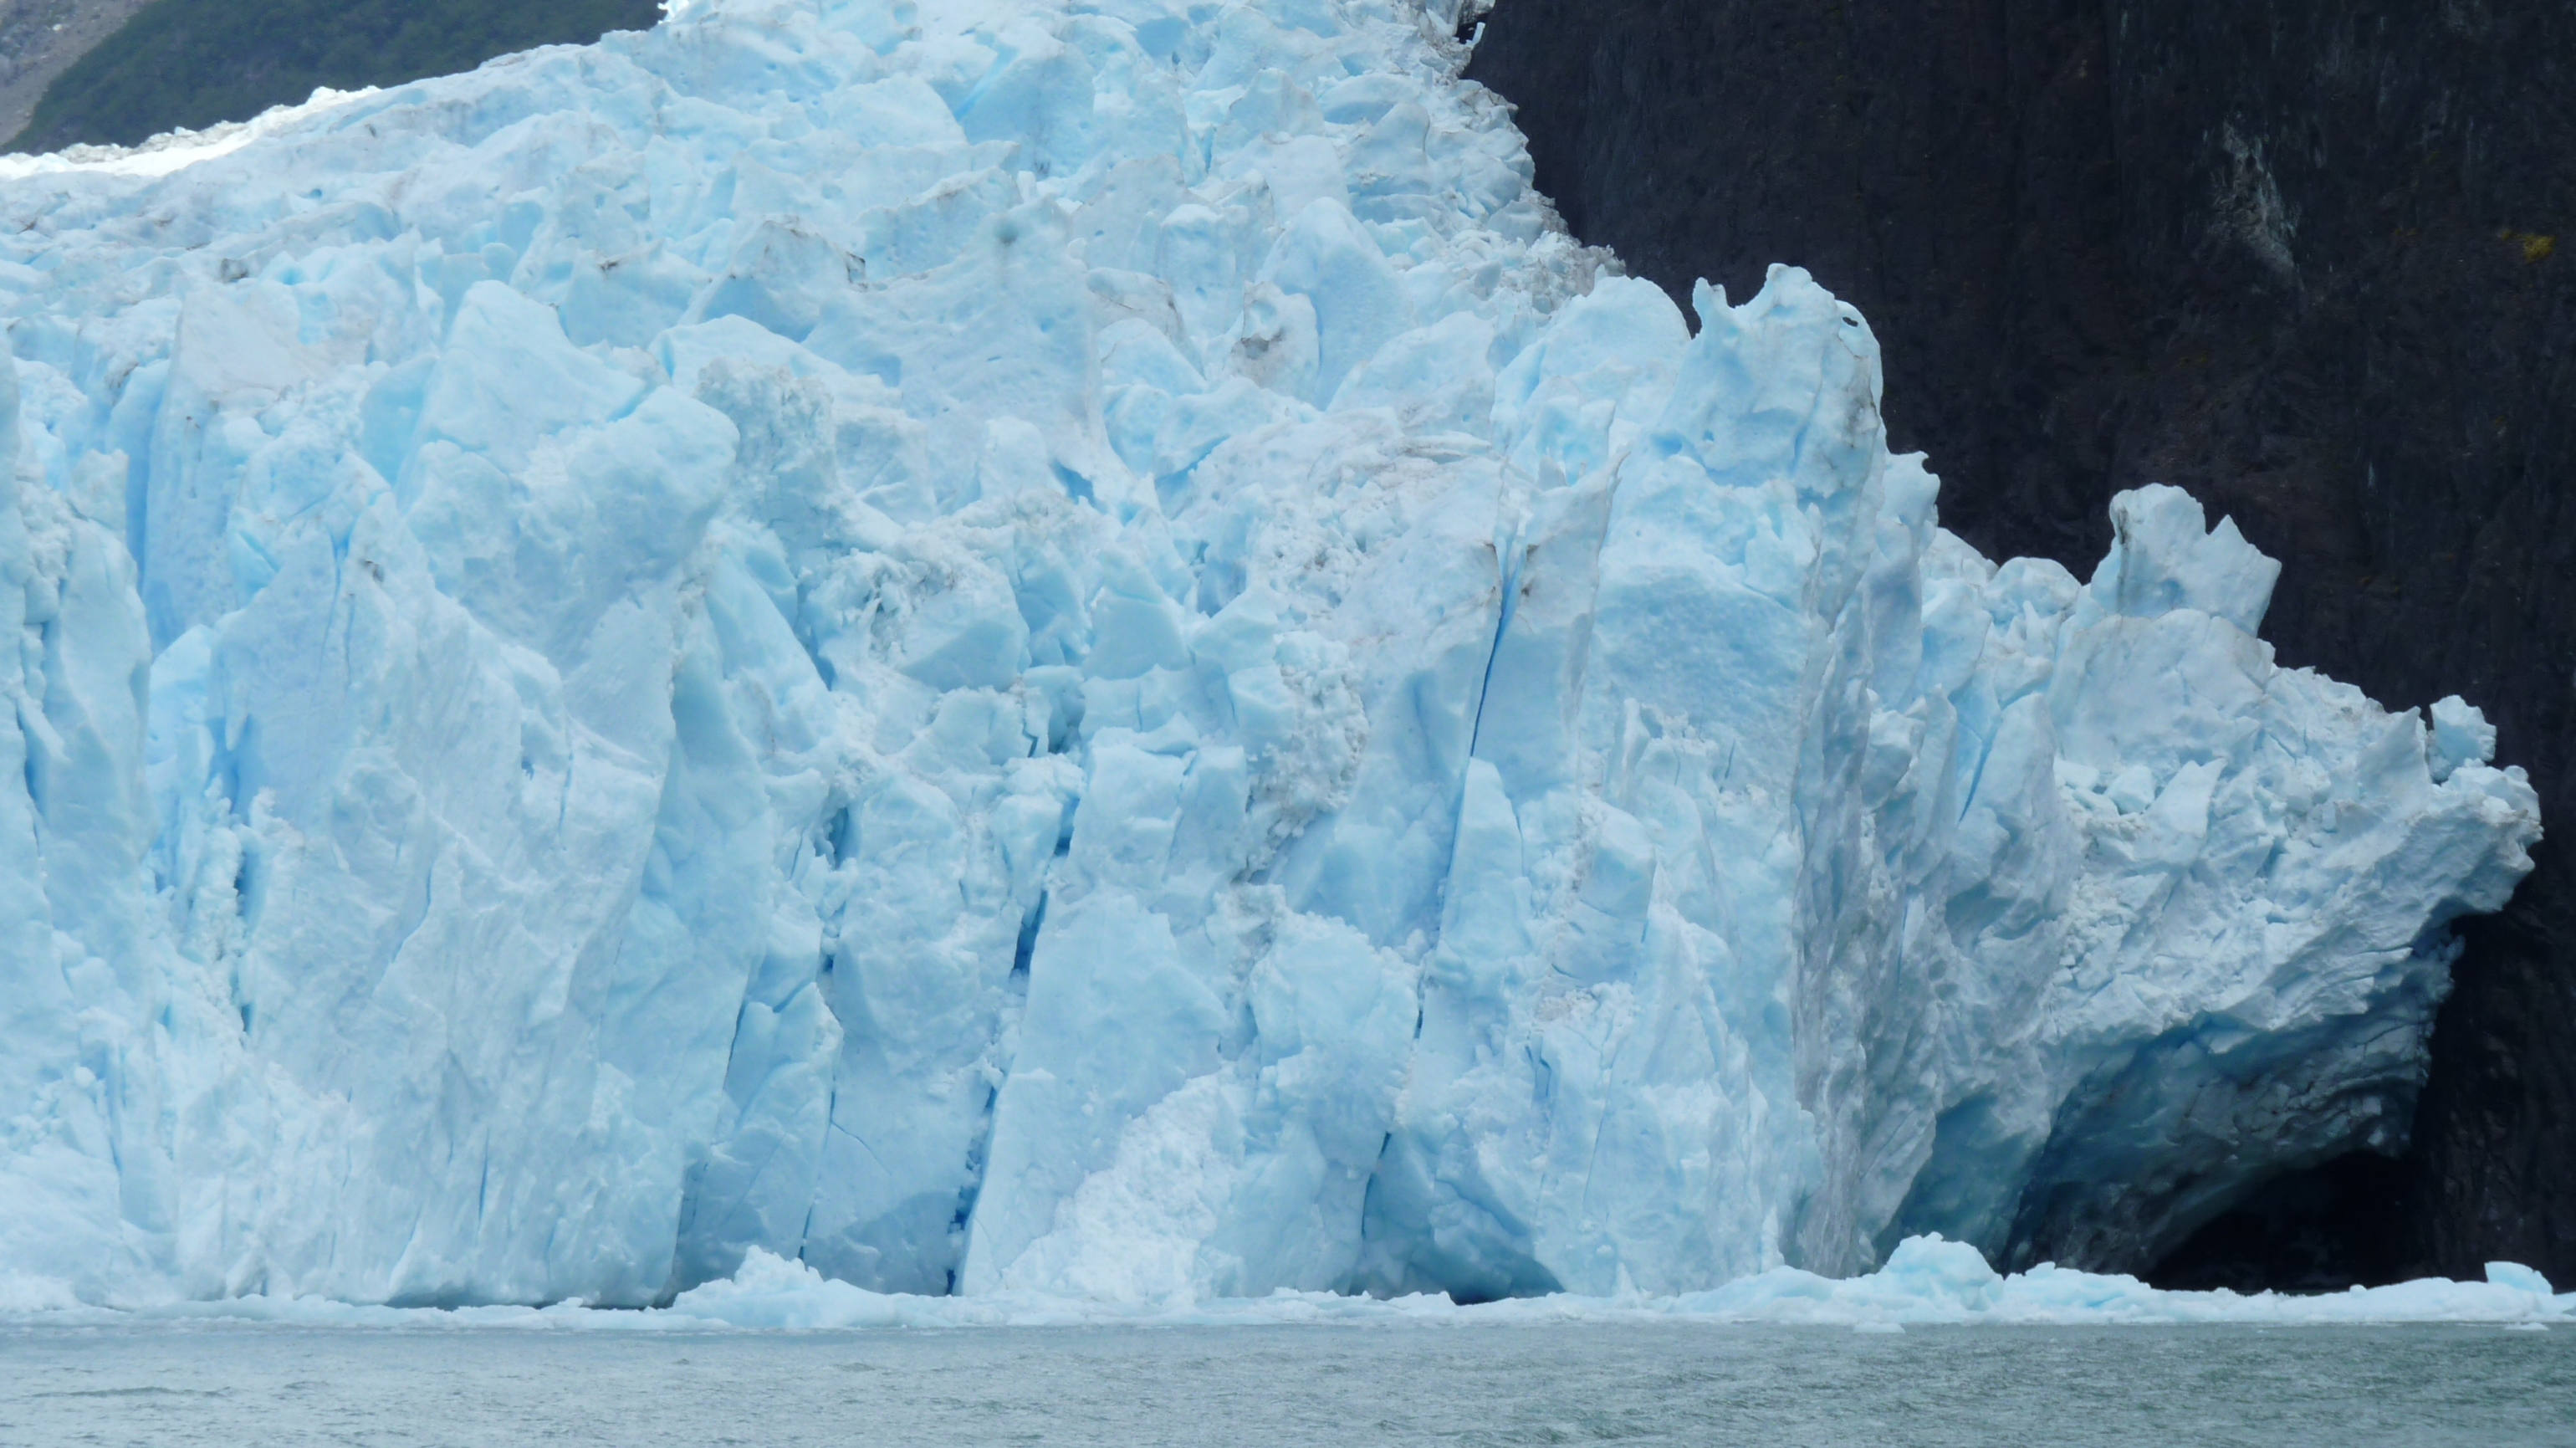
[3,1321,2571,1446]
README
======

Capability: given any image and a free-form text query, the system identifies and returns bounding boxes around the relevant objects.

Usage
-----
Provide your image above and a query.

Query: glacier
[0,0,2539,1309]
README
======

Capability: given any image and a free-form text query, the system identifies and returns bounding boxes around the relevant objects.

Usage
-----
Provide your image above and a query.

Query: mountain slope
[8,0,664,152]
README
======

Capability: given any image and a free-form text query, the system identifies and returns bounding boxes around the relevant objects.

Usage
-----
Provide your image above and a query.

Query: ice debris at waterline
[7,1238,2573,1330]
[0,0,2539,1311]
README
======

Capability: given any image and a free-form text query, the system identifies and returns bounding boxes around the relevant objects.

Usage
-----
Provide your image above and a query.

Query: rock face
[0,0,155,143]
[1465,0,2576,1283]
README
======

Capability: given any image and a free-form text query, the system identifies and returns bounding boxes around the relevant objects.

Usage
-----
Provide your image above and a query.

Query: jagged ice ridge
[0,0,2540,1307]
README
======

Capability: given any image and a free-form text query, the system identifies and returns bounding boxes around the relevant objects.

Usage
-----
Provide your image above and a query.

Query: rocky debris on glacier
[0,0,2540,1308]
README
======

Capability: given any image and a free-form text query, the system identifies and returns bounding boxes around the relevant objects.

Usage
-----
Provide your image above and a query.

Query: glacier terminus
[0,0,2542,1308]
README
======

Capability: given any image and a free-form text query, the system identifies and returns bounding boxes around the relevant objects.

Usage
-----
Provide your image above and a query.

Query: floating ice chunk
[667,1247,907,1328]
[9,1234,2573,1331]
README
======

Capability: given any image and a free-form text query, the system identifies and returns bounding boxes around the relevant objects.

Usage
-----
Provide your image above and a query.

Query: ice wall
[0,0,2538,1307]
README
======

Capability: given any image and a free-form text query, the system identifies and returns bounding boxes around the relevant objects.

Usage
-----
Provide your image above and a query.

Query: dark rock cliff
[1464,0,2575,1287]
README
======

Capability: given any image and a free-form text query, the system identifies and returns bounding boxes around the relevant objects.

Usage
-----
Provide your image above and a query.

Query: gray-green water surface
[3,1322,2571,1445]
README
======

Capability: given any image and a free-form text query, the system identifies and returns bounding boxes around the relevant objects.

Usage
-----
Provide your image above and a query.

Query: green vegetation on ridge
[8,0,667,153]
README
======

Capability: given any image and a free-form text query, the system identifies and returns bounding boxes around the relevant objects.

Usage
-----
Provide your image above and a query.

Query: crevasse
[0,0,2538,1307]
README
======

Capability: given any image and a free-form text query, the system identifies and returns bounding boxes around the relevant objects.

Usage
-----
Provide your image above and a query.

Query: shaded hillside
[1465,0,2576,1286]
[8,0,665,152]
[0,0,155,143]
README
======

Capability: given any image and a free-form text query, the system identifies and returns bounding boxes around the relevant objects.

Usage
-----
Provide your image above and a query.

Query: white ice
[7,1236,2572,1330]
[0,0,2539,1310]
